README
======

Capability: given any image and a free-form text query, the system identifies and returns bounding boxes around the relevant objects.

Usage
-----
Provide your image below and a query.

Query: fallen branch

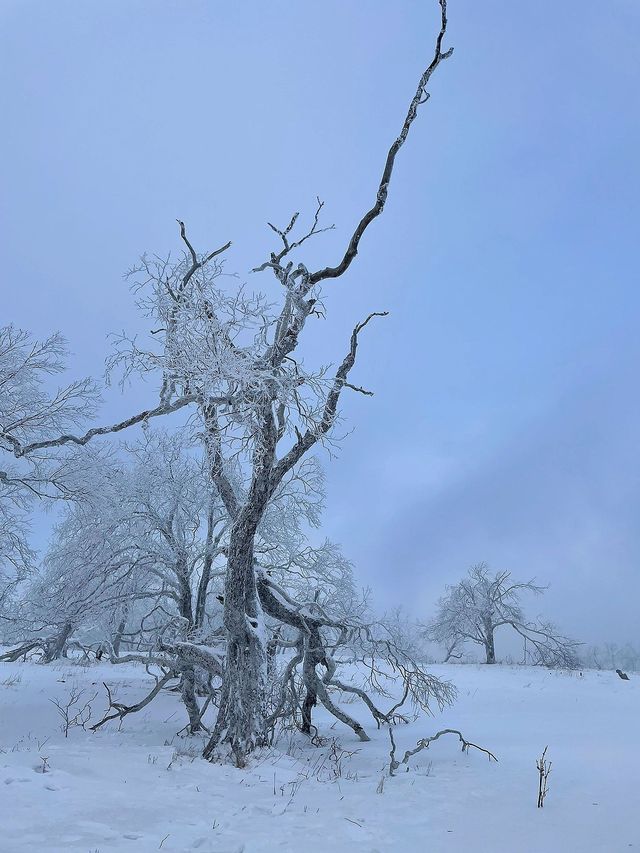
[90,673,175,731]
[0,638,49,661]
[388,726,497,776]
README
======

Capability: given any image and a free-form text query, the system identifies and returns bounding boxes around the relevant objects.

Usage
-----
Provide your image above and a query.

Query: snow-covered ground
[0,659,637,852]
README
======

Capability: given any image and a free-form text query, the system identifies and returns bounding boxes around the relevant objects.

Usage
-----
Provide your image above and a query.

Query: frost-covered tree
[101,1,454,763]
[0,325,99,622]
[24,432,350,649]
[19,426,368,735]
[1,1,454,765]
[425,563,581,668]
[29,433,213,637]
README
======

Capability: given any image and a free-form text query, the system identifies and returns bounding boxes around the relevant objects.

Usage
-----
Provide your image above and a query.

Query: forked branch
[176,220,231,294]
[271,311,388,486]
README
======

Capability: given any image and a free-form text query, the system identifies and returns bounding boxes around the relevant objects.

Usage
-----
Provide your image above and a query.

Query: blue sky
[2,0,639,643]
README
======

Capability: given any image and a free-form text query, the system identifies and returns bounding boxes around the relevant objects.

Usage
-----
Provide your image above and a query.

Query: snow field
[0,660,637,852]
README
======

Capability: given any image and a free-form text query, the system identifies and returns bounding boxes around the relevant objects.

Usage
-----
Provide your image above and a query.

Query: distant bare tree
[424,563,581,667]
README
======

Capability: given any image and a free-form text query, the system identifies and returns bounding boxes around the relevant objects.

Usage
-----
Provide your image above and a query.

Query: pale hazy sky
[2,1,639,645]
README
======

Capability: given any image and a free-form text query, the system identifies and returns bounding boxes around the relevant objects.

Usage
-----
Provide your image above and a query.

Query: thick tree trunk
[43,622,73,663]
[484,625,496,664]
[202,403,277,764]
[202,532,268,766]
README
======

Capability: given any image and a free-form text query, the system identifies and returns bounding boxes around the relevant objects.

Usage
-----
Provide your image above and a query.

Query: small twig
[49,686,97,737]
[536,746,551,808]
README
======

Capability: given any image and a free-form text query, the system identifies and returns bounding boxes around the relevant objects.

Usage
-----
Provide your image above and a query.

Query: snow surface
[0,659,638,852]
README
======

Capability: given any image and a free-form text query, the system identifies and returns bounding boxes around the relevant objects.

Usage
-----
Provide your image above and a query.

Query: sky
[1,0,639,646]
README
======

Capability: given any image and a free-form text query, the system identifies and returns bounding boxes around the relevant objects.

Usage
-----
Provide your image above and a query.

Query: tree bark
[484,623,496,664]
[202,514,269,765]
[202,402,277,765]
[180,664,204,732]
[195,502,220,632]
[112,615,127,657]
[43,622,73,663]
[194,553,212,632]
[174,563,204,730]
[178,564,194,628]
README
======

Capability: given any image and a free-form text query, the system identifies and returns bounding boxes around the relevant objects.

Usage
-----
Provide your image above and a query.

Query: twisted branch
[388,726,497,776]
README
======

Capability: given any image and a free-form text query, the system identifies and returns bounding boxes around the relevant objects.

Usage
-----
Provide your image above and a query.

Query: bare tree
[424,563,581,667]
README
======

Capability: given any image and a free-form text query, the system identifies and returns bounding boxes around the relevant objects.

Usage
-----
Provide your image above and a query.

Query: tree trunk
[194,560,211,633]
[202,532,267,766]
[178,569,194,629]
[300,625,325,735]
[112,616,127,657]
[266,628,281,678]
[443,640,461,663]
[43,622,73,663]
[175,566,204,731]
[256,572,370,742]
[202,403,277,765]
[484,623,496,664]
[180,664,203,732]
[195,500,218,631]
